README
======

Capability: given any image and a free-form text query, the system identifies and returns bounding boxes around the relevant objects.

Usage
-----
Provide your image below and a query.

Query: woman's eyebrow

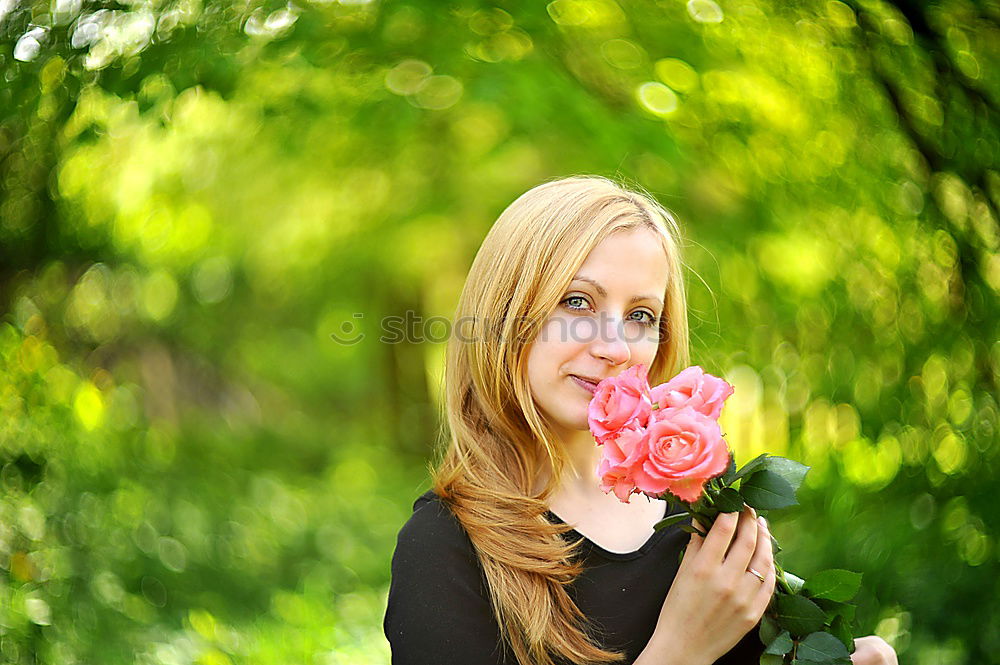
[570,275,665,309]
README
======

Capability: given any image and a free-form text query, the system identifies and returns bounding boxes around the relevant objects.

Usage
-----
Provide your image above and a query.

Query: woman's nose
[589,315,631,366]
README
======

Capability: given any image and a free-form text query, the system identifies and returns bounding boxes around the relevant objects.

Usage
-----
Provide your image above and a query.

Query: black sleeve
[383,496,512,665]
[714,621,765,665]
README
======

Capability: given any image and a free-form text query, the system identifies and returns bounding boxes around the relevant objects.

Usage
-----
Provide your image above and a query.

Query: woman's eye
[629,310,657,326]
[561,297,656,326]
[562,296,589,310]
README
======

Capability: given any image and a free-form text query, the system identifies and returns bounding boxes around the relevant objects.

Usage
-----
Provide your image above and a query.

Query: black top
[383,490,764,664]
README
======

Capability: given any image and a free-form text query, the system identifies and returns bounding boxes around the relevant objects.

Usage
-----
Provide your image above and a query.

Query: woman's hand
[635,506,776,665]
[851,636,897,665]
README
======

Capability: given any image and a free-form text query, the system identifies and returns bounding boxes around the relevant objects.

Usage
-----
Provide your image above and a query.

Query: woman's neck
[535,428,606,501]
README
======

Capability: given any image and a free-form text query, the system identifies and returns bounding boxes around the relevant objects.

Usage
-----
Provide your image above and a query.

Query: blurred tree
[0,0,997,663]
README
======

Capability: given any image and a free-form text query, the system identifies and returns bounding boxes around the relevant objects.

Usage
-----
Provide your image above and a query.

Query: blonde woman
[383,177,897,665]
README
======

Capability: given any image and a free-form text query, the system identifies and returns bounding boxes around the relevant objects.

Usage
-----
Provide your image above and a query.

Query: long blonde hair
[432,176,691,665]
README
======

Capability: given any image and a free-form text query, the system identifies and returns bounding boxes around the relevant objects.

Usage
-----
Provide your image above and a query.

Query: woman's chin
[567,414,591,433]
[547,412,591,438]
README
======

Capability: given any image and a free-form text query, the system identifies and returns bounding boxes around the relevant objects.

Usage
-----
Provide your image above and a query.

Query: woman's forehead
[573,229,670,290]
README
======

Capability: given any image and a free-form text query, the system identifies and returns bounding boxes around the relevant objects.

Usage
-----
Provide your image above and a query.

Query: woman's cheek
[631,337,659,366]
[541,312,570,346]
[623,319,659,347]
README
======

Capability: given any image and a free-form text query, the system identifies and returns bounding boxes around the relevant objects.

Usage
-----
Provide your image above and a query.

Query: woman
[383,177,897,665]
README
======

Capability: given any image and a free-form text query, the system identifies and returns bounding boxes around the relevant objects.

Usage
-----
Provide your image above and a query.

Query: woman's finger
[700,510,741,563]
[683,531,704,563]
[721,507,758,574]
[745,516,773,576]
[750,518,776,610]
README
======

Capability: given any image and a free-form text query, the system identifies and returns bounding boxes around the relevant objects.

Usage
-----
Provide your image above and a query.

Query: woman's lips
[570,375,600,395]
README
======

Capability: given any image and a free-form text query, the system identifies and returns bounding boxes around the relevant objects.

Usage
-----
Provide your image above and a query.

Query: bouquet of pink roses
[589,365,862,665]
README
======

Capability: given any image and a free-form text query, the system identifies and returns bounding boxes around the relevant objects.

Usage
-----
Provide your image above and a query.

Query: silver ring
[746,567,765,583]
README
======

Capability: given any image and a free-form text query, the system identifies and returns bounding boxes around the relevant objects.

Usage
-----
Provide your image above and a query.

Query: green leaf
[830,615,855,653]
[783,570,805,593]
[803,569,862,602]
[699,504,721,519]
[796,631,852,664]
[759,614,780,646]
[814,597,856,623]
[773,593,827,636]
[714,487,745,512]
[741,470,798,510]
[721,451,738,485]
[763,456,810,493]
[677,523,707,537]
[733,453,770,482]
[759,655,783,665]
[653,511,691,531]
[764,630,794,656]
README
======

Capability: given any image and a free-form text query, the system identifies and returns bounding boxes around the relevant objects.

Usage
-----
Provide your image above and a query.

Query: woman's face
[525,227,669,439]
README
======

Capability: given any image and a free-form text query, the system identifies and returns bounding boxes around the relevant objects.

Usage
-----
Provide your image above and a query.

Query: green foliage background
[1,0,997,662]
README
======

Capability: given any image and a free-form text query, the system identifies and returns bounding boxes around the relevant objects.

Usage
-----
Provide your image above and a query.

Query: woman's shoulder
[394,489,479,563]
[401,489,459,533]
[411,488,442,513]
[388,489,492,610]
[385,491,510,663]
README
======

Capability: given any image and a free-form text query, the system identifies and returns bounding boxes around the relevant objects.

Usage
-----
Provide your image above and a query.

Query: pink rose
[596,426,648,502]
[588,365,652,445]
[649,366,734,421]
[632,406,730,503]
